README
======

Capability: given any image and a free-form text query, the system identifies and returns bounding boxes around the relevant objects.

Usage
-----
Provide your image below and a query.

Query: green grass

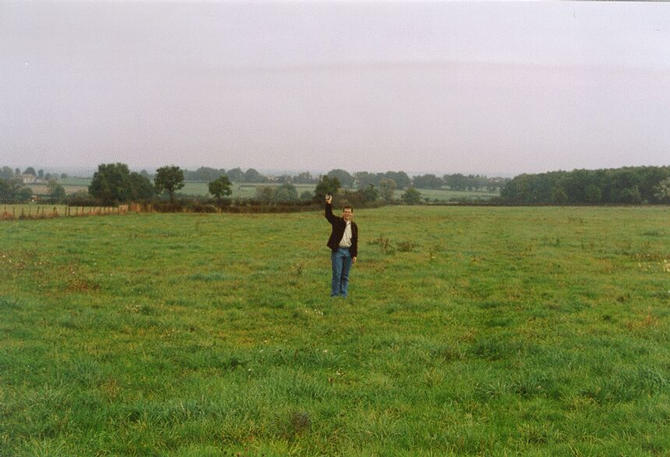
[1,206,669,456]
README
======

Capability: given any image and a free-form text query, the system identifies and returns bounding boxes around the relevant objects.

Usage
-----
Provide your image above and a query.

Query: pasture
[1,206,669,456]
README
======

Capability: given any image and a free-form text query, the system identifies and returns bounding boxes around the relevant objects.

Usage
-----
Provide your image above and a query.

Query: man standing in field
[324,194,358,297]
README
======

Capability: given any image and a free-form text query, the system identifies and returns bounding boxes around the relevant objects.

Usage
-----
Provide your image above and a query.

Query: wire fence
[1,204,128,221]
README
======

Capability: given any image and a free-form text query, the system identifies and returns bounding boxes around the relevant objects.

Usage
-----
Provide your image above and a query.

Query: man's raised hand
[325,194,332,204]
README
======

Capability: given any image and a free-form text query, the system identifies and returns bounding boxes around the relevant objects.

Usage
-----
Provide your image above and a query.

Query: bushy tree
[66,190,97,206]
[16,186,32,202]
[294,172,315,184]
[401,187,422,205]
[379,178,397,202]
[255,186,275,202]
[501,166,670,204]
[385,171,411,189]
[0,178,32,203]
[227,167,244,182]
[208,175,232,202]
[314,175,341,202]
[551,186,568,204]
[584,184,602,204]
[129,172,155,201]
[327,169,354,188]
[89,163,132,205]
[413,174,443,189]
[185,167,226,182]
[0,167,14,180]
[354,171,376,189]
[244,168,265,183]
[619,186,642,204]
[654,177,670,203]
[47,179,66,202]
[154,166,184,203]
[362,184,379,202]
[274,183,298,202]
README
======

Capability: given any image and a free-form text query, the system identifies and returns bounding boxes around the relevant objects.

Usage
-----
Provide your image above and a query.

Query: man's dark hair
[343,205,353,212]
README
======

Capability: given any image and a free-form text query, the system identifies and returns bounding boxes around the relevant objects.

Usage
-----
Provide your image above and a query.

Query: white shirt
[339,221,352,247]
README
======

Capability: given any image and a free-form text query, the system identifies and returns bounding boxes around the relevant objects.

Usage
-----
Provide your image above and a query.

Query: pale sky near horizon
[1,1,669,176]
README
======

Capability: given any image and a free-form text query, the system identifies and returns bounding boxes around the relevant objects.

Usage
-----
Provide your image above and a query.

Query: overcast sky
[1,1,669,176]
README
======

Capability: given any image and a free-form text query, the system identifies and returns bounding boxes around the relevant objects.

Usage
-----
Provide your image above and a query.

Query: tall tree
[243,168,265,183]
[654,177,670,203]
[401,187,422,205]
[314,175,341,202]
[413,174,443,189]
[47,179,66,202]
[0,167,13,180]
[0,178,32,203]
[327,169,354,188]
[385,171,411,189]
[226,167,244,182]
[274,183,298,202]
[89,163,132,205]
[354,171,377,189]
[379,178,397,202]
[294,171,315,184]
[154,166,184,203]
[129,172,156,201]
[208,175,232,202]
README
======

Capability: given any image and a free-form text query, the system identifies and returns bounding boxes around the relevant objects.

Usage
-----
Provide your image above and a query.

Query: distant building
[21,174,37,184]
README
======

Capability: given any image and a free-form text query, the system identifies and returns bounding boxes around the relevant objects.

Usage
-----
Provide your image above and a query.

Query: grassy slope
[1,206,669,456]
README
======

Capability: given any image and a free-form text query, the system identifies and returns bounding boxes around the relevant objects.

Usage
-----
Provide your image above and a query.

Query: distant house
[21,174,37,184]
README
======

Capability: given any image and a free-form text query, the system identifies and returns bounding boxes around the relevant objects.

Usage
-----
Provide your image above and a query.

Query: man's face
[342,208,353,222]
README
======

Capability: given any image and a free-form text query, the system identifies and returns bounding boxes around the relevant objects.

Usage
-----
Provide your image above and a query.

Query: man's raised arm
[324,194,337,223]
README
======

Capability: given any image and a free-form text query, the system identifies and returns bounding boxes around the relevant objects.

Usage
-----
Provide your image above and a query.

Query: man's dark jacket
[325,203,358,258]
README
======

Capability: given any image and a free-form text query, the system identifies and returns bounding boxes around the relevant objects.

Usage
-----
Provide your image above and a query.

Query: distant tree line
[179,166,507,192]
[0,166,69,203]
[6,162,668,208]
[0,166,68,182]
[182,167,268,183]
[501,166,670,204]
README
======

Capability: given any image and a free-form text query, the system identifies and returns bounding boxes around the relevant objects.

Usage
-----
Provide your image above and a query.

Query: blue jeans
[331,247,352,297]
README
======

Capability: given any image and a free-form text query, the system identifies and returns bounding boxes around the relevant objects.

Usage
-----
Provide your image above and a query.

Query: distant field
[59,177,92,187]
[179,182,317,199]
[393,187,499,202]
[41,177,499,201]
[27,184,89,196]
[2,206,669,456]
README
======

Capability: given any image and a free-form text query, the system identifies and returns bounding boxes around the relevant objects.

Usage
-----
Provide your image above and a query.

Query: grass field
[1,206,669,456]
